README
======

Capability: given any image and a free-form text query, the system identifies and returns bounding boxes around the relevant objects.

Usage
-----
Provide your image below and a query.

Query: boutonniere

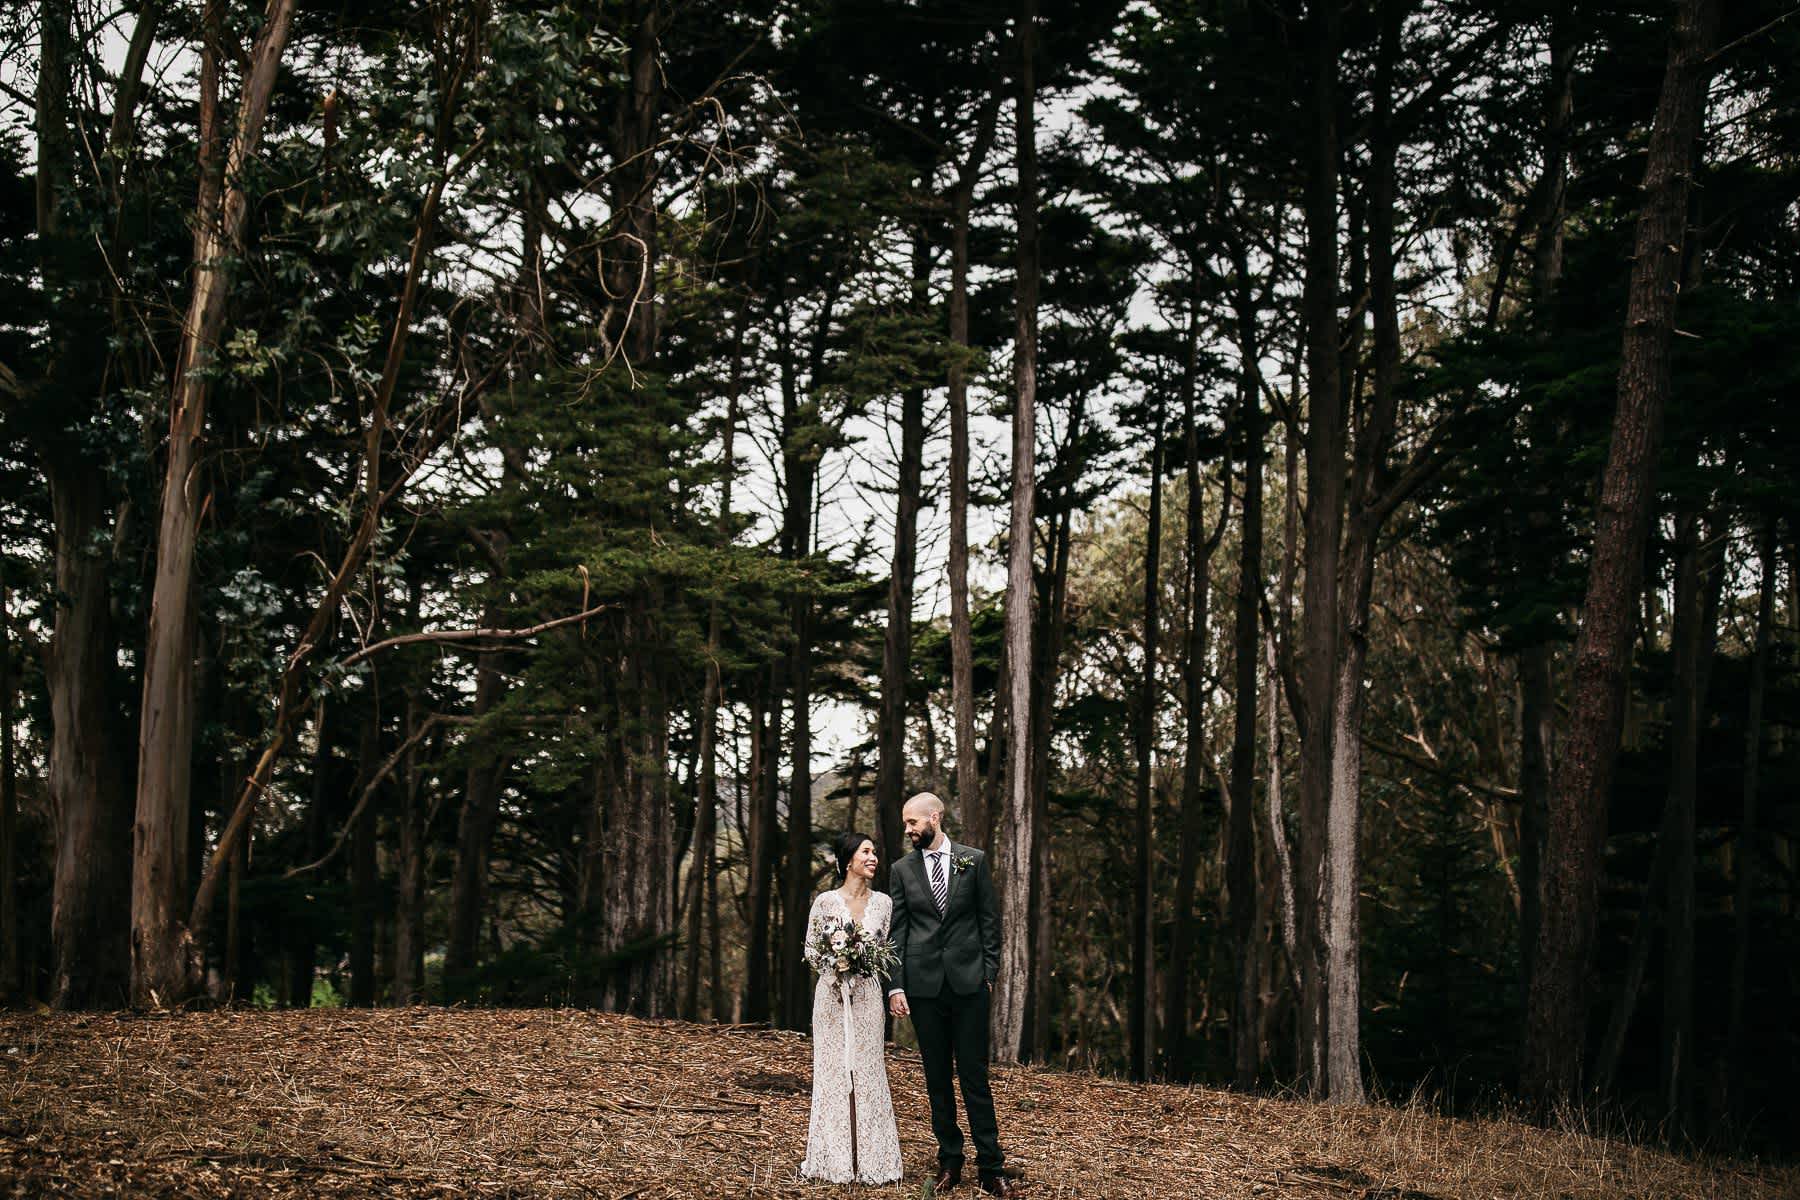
[950,854,976,876]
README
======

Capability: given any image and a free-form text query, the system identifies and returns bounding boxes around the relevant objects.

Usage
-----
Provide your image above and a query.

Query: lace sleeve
[801,892,835,979]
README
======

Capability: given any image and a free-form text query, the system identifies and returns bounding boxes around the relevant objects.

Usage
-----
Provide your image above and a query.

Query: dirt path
[0,1009,1789,1198]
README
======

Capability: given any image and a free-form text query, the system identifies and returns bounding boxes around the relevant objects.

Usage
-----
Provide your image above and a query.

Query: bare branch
[338,602,614,669]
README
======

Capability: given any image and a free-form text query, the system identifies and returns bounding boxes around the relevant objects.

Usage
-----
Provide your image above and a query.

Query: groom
[887,792,1011,1196]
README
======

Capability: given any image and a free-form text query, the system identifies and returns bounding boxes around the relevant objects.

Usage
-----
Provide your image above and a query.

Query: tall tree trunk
[776,295,826,1028]
[223,812,245,1004]
[781,554,816,1031]
[684,310,744,1020]
[1295,0,1345,1095]
[708,764,726,1022]
[1516,640,1554,996]
[1516,14,1577,1017]
[1593,511,1723,1096]
[979,642,1009,850]
[1227,264,1266,1090]
[282,702,338,1008]
[1167,295,1209,1082]
[994,0,1041,1065]
[1130,400,1165,1082]
[1022,453,1078,1062]
[0,584,17,1002]
[1660,509,1723,1129]
[46,469,132,1009]
[215,673,249,1005]
[877,239,929,878]
[349,691,381,1008]
[33,0,156,1012]
[1315,0,1405,1107]
[742,669,782,1022]
[133,0,297,1007]
[602,623,673,1015]
[1725,517,1777,1117]
[595,0,671,1019]
[1264,627,1301,1015]
[1267,351,1305,1038]
[949,100,1001,846]
[392,691,427,1006]
[1522,0,1720,1105]
[445,645,508,994]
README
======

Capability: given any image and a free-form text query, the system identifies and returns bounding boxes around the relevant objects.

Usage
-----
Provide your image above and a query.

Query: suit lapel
[909,849,937,923]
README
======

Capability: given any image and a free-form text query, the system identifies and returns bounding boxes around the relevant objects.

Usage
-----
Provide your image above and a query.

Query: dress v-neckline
[836,887,873,926]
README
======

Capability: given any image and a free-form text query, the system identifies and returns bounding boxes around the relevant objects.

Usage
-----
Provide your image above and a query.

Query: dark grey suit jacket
[888,841,1001,999]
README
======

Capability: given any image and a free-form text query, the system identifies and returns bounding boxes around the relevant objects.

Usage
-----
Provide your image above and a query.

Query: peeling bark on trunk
[1295,0,1345,1094]
[47,471,132,1010]
[1523,0,1719,1106]
[33,0,156,1012]
[994,0,1041,1065]
[134,0,297,1008]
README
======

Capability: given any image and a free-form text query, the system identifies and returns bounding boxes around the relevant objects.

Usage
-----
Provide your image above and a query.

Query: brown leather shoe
[933,1163,962,1192]
[978,1172,1014,1196]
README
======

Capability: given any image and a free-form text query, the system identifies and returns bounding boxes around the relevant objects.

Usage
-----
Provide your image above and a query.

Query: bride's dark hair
[833,831,876,880]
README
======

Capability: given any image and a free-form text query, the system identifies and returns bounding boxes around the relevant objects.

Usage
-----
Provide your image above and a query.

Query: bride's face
[849,839,878,881]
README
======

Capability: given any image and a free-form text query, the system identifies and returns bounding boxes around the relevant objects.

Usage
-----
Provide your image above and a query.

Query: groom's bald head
[903,792,944,820]
[903,792,947,851]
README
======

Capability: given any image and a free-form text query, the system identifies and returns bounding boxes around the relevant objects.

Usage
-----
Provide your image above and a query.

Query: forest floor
[1,1008,1792,1199]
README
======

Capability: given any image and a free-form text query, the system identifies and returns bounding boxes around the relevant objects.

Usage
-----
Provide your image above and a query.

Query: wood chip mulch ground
[0,1008,1791,1198]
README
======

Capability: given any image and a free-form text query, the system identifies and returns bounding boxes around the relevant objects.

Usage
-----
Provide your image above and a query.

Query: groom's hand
[888,991,909,1017]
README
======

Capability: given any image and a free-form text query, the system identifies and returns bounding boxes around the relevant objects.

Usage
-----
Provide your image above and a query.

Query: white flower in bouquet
[806,912,900,987]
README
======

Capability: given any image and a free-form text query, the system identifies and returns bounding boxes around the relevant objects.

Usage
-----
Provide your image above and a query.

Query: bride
[800,831,903,1184]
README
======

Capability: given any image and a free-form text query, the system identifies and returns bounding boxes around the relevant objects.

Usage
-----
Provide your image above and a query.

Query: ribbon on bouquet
[840,977,860,1178]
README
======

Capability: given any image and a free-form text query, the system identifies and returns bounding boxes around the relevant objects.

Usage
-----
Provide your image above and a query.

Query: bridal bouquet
[805,914,899,985]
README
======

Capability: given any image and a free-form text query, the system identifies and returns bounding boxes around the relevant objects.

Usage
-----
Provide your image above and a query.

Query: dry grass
[0,1008,1790,1198]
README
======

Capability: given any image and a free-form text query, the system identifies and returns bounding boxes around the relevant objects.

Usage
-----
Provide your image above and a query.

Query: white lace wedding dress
[799,890,903,1184]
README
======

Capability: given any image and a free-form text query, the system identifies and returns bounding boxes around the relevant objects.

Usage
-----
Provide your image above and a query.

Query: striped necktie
[930,852,948,915]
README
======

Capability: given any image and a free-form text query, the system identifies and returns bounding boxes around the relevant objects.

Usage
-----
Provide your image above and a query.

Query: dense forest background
[2,0,1797,1159]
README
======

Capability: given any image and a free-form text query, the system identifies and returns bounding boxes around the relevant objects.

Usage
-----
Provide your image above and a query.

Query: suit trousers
[909,986,1003,1172]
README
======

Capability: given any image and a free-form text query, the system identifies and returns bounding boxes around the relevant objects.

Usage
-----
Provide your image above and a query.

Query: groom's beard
[910,828,935,853]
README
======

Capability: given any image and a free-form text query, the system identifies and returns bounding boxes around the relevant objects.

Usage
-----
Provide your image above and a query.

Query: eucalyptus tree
[5,0,168,1009]
[1524,0,1722,1107]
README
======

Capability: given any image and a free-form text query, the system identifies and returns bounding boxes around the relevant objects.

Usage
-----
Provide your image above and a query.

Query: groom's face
[903,803,941,851]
